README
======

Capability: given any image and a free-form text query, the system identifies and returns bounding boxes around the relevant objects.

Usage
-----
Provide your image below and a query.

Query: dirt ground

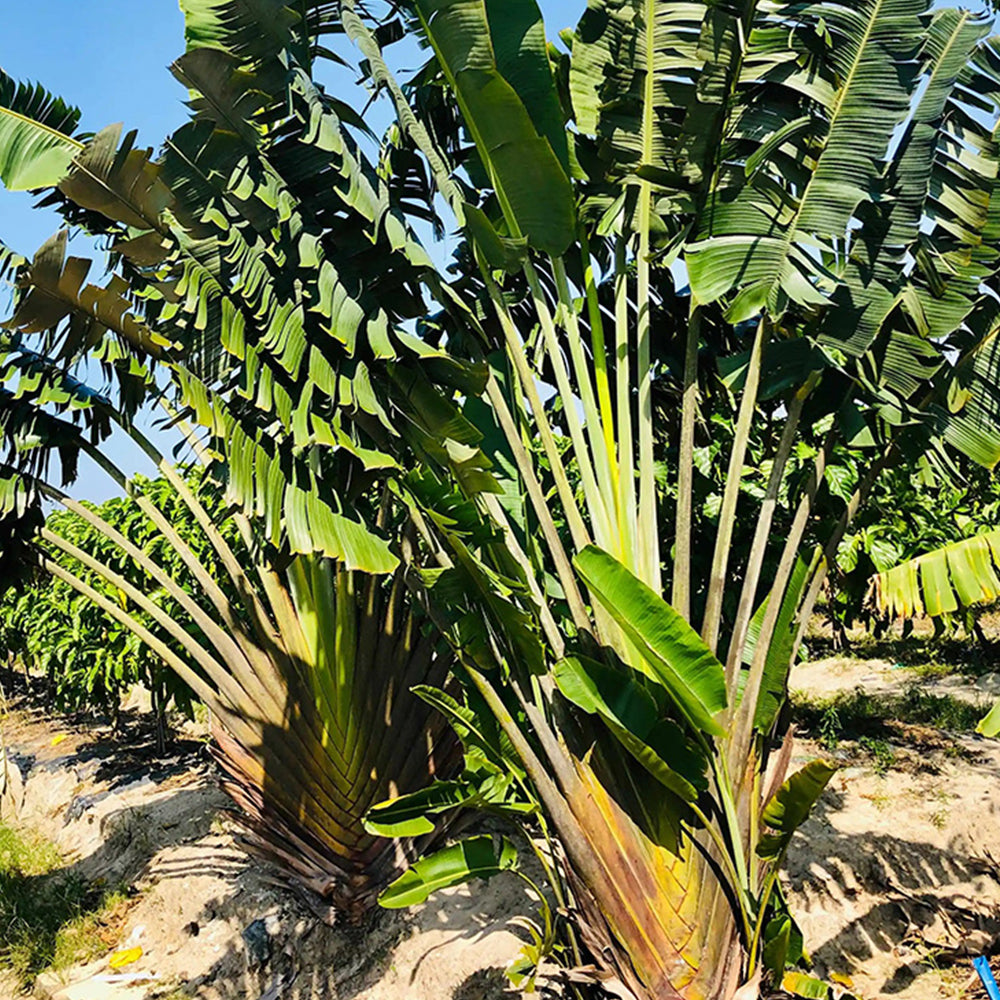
[3,643,1000,1000]
[0,707,535,1000]
[785,653,1000,1000]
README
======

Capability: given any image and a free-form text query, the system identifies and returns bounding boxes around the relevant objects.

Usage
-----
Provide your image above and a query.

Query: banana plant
[5,0,1000,995]
[873,527,1000,621]
[859,458,1000,632]
[871,527,1000,738]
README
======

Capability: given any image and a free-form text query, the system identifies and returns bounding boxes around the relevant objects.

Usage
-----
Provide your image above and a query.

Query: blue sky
[0,0,586,500]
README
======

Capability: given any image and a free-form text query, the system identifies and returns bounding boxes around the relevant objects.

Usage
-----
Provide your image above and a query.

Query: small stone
[184,921,200,937]
[264,914,281,936]
[64,794,96,823]
[242,919,271,969]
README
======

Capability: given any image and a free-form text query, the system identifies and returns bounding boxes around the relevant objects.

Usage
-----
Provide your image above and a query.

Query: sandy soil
[3,650,1000,1000]
[0,706,535,1000]
[784,656,1000,999]
[789,654,1000,707]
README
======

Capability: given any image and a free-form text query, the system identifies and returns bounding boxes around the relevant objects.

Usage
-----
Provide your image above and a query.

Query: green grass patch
[804,633,995,679]
[0,821,129,989]
[793,686,985,769]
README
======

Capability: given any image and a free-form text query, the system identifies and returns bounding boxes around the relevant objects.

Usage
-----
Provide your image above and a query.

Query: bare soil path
[4,641,1000,1000]
[0,702,533,1000]
[785,651,1000,999]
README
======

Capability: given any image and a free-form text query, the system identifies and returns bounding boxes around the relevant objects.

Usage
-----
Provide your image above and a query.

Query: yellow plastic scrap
[108,946,143,969]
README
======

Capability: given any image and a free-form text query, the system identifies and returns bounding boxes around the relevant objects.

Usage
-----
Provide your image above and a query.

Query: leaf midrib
[768,0,895,290]
[0,105,83,153]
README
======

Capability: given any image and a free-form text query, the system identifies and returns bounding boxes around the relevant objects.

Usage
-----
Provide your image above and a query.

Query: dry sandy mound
[1,707,534,1000]
[785,653,1000,998]
[7,666,1000,1000]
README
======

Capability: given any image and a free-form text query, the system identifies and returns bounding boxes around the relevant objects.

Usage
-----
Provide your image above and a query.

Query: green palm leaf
[379,835,518,908]
[574,545,728,735]
[687,0,926,319]
[413,0,575,255]
[0,71,81,191]
[757,760,838,861]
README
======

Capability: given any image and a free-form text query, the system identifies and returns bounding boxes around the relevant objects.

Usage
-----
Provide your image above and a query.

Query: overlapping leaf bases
[206,562,457,920]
